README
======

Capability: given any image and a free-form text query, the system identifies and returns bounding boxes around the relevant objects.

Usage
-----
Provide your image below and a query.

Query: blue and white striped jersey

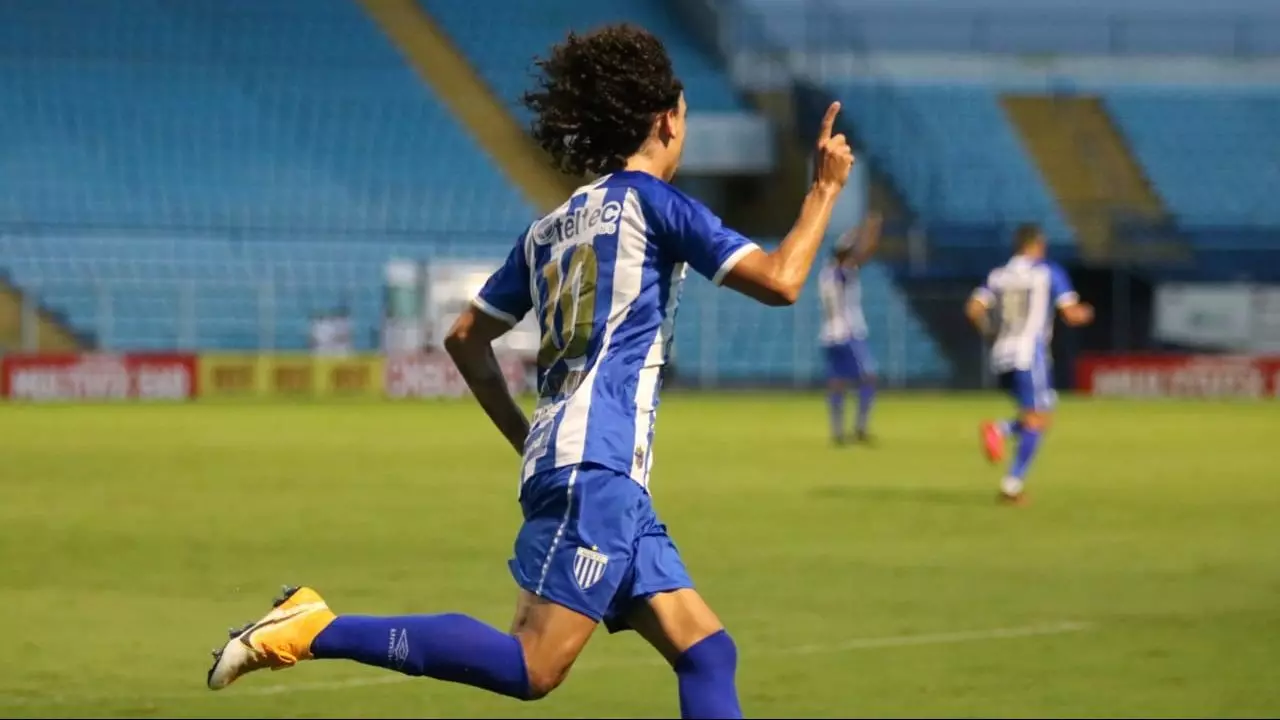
[817,263,868,345]
[972,256,1078,372]
[473,171,758,489]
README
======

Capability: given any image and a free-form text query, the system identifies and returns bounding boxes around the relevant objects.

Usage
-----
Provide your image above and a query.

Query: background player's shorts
[998,364,1057,411]
[509,462,693,633]
[823,338,876,381]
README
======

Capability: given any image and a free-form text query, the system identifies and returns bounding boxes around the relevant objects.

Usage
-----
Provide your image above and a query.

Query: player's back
[486,171,756,489]
[817,263,867,344]
[984,256,1064,370]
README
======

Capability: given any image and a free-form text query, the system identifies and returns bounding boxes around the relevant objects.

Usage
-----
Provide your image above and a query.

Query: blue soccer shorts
[998,353,1057,412]
[823,338,877,381]
[508,462,693,633]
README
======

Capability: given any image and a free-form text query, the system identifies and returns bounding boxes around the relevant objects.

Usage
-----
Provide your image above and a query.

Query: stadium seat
[1105,91,1280,229]
[418,0,745,118]
[0,0,535,234]
[833,84,1073,245]
[0,0,953,383]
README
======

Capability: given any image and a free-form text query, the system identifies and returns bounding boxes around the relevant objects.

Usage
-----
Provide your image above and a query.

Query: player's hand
[1076,302,1096,325]
[1064,302,1095,327]
[813,102,854,191]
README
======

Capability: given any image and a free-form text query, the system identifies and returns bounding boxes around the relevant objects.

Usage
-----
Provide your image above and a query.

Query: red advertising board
[1,353,197,402]
[1076,354,1280,399]
[384,352,531,399]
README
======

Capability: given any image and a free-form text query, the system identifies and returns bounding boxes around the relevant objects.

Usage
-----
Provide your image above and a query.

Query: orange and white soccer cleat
[980,420,1006,464]
[207,586,336,690]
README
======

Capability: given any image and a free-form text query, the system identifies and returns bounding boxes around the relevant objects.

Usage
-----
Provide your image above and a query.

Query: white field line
[217,620,1096,700]
[0,620,1093,706]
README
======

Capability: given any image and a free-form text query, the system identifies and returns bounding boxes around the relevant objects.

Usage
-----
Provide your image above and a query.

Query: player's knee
[1022,411,1051,431]
[522,660,570,700]
[515,634,577,700]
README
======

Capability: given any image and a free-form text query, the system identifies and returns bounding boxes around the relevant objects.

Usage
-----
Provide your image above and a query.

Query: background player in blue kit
[818,212,881,445]
[965,224,1093,503]
[206,24,854,718]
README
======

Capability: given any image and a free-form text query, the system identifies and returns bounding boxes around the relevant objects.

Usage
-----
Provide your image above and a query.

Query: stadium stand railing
[0,233,959,388]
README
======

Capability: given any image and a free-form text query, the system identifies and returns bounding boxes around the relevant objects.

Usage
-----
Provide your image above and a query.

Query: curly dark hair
[523,24,684,177]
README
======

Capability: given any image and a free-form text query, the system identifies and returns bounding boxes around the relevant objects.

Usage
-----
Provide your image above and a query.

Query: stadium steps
[893,276,984,389]
[0,277,87,352]
[355,0,577,212]
[1001,94,1181,263]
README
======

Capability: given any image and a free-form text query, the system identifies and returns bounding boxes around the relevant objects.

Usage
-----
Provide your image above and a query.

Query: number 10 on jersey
[538,244,599,369]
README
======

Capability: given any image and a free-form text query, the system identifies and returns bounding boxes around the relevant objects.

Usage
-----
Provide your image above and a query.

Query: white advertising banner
[1154,283,1280,352]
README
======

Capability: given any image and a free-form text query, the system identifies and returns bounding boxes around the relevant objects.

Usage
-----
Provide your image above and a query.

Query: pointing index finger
[818,101,841,142]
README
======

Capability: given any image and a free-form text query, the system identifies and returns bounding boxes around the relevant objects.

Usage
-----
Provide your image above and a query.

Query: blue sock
[673,630,742,720]
[827,390,845,440]
[311,614,530,700]
[999,418,1024,435]
[855,383,875,434]
[1010,428,1042,479]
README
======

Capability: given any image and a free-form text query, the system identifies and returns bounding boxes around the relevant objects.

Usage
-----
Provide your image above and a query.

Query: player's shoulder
[1032,258,1070,281]
[601,171,710,223]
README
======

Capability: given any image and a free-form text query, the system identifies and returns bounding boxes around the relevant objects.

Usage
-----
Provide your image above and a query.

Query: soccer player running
[206,24,854,718]
[965,223,1093,504]
[818,212,881,445]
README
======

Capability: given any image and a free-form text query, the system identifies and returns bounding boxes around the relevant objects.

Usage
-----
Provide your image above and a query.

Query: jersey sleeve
[472,235,533,326]
[643,186,759,285]
[1048,264,1080,308]
[970,271,998,307]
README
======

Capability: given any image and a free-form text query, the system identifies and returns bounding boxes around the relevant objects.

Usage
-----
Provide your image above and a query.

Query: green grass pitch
[1,394,1277,718]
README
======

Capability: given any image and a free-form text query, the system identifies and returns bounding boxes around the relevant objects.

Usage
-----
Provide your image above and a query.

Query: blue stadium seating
[730,0,1280,57]
[0,0,533,350]
[676,261,951,384]
[419,0,745,117]
[1,232,950,383]
[0,230,528,352]
[0,0,535,233]
[834,84,1072,244]
[1105,91,1280,229]
[0,0,953,384]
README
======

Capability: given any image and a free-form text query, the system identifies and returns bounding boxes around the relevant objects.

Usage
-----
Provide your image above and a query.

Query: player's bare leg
[999,410,1051,503]
[507,589,598,699]
[826,377,849,445]
[627,589,743,719]
[854,373,877,444]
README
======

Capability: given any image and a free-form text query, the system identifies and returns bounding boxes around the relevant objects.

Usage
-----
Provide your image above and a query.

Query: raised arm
[849,212,882,266]
[721,102,855,306]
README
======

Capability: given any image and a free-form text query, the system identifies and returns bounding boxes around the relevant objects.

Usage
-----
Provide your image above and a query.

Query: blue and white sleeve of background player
[971,271,998,307]
[1048,263,1080,309]
[473,234,534,326]
[647,188,759,285]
